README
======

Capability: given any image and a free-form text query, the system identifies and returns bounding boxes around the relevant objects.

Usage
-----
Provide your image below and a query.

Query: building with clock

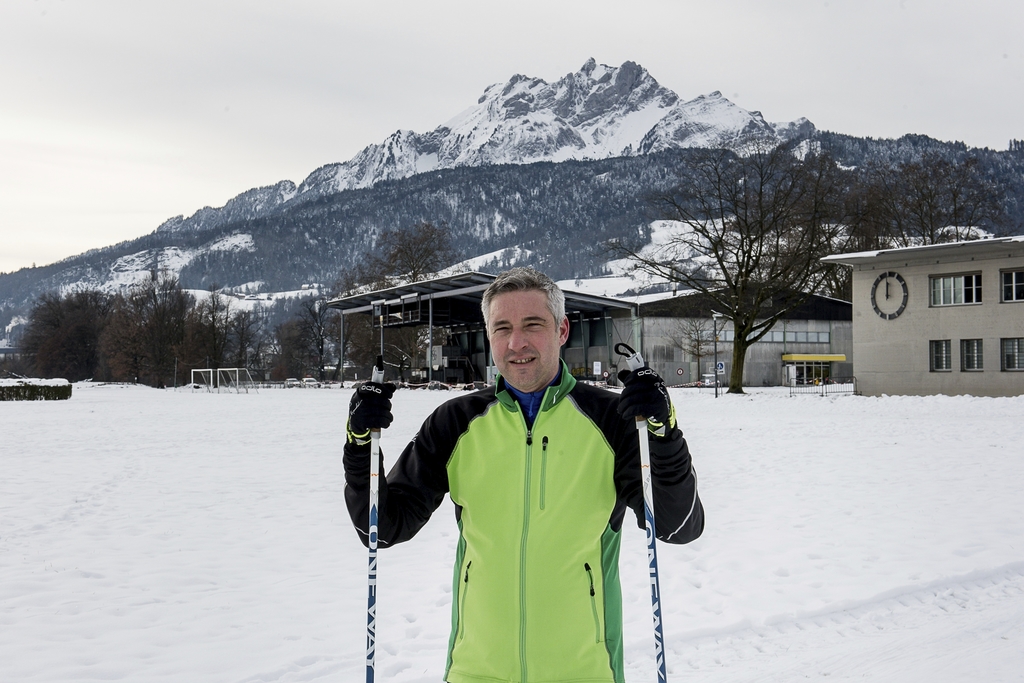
[822,236,1024,397]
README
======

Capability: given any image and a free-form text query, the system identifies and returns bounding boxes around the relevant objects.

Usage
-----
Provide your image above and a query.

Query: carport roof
[326,271,637,317]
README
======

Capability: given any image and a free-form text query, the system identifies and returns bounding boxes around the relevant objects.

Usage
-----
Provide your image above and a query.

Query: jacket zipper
[457,560,471,641]
[539,436,549,510]
[585,562,602,643]
[519,427,533,681]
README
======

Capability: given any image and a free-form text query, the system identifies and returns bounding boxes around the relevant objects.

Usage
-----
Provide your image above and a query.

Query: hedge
[0,384,73,401]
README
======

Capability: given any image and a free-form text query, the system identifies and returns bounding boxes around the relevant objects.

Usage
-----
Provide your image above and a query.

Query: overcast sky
[1,0,1021,273]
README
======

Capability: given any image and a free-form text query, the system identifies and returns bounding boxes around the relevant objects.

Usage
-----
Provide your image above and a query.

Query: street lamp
[711,311,724,398]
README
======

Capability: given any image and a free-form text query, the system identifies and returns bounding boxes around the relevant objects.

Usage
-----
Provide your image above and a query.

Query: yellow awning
[782,354,847,362]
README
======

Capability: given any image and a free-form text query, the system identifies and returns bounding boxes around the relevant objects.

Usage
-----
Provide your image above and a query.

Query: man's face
[486,289,570,393]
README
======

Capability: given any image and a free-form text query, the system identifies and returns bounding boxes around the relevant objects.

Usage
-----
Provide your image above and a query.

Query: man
[344,267,703,683]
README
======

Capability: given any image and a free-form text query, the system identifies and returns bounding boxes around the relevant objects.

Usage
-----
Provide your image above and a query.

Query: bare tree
[22,290,113,381]
[612,144,850,393]
[353,220,460,289]
[179,288,233,372]
[673,317,712,379]
[228,308,265,372]
[102,289,147,383]
[102,272,192,386]
[862,154,1002,248]
[271,318,308,380]
[335,220,460,381]
[295,297,332,381]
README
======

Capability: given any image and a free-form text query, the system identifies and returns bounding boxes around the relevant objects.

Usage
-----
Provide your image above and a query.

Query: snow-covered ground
[2,385,1023,682]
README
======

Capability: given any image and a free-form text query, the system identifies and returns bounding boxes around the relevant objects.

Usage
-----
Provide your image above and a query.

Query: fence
[789,377,857,397]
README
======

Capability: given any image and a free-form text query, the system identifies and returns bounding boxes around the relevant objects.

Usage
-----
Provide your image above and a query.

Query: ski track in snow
[2,386,1023,682]
[662,563,1024,682]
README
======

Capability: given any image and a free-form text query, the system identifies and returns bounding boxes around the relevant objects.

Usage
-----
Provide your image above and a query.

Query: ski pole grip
[370,355,385,434]
[617,344,653,421]
[371,355,385,383]
[615,342,645,372]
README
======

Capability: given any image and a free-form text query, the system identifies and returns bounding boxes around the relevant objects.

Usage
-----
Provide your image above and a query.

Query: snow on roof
[556,275,696,307]
[822,235,1024,263]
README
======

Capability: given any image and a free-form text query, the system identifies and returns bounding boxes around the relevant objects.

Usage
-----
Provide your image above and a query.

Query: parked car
[284,378,301,387]
[302,377,321,388]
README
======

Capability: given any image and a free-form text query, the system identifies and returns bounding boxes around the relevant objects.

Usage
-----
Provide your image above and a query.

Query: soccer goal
[190,368,258,393]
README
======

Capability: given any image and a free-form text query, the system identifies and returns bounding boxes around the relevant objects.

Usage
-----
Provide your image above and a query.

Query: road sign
[716,361,725,375]
[676,368,684,376]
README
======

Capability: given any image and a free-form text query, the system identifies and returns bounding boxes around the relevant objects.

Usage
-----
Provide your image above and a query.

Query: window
[1002,338,1024,371]
[960,339,983,371]
[1002,270,1024,302]
[790,361,832,385]
[930,340,952,371]
[649,345,676,362]
[567,321,584,348]
[930,274,982,306]
[755,329,831,344]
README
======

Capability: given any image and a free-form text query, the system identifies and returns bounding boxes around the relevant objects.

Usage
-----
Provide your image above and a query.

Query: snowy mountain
[6,58,1021,331]
[71,233,258,294]
[158,59,812,235]
[156,181,298,234]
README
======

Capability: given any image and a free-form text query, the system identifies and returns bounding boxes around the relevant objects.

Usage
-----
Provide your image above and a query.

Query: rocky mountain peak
[158,59,815,234]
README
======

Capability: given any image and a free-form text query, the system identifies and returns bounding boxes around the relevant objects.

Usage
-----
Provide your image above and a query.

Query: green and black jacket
[343,363,704,683]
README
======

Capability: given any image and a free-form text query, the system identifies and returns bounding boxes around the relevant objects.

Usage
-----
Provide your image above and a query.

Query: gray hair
[481,267,566,328]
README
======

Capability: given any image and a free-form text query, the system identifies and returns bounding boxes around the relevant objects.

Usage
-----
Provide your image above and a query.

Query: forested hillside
[2,134,1023,334]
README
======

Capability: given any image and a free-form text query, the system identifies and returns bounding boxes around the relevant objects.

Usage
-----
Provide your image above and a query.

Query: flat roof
[326,270,637,318]
[821,235,1024,266]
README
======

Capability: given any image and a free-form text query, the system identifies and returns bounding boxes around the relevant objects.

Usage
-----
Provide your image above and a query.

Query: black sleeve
[343,393,486,548]
[595,389,703,545]
[646,426,704,544]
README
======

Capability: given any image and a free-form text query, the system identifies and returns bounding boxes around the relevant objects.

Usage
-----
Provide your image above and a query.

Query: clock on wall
[870,271,908,320]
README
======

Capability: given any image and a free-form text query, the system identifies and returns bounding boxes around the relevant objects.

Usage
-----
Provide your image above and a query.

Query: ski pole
[366,355,385,683]
[616,343,668,683]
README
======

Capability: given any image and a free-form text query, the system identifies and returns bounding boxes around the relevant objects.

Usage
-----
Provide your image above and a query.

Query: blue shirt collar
[503,369,561,427]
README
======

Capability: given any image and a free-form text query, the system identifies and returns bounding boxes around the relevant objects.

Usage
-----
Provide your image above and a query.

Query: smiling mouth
[509,358,535,365]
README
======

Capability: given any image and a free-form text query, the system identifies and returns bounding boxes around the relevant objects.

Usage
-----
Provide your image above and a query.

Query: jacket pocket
[540,436,549,510]
[584,562,602,643]
[457,561,472,641]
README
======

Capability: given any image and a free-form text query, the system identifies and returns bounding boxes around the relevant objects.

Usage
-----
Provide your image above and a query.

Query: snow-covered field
[2,385,1023,682]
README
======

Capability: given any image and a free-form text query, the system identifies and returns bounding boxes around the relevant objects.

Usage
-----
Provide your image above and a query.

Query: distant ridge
[4,62,1021,334]
[157,59,813,235]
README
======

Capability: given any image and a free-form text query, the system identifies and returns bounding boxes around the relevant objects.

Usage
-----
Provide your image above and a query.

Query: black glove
[347,381,396,445]
[617,366,676,438]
